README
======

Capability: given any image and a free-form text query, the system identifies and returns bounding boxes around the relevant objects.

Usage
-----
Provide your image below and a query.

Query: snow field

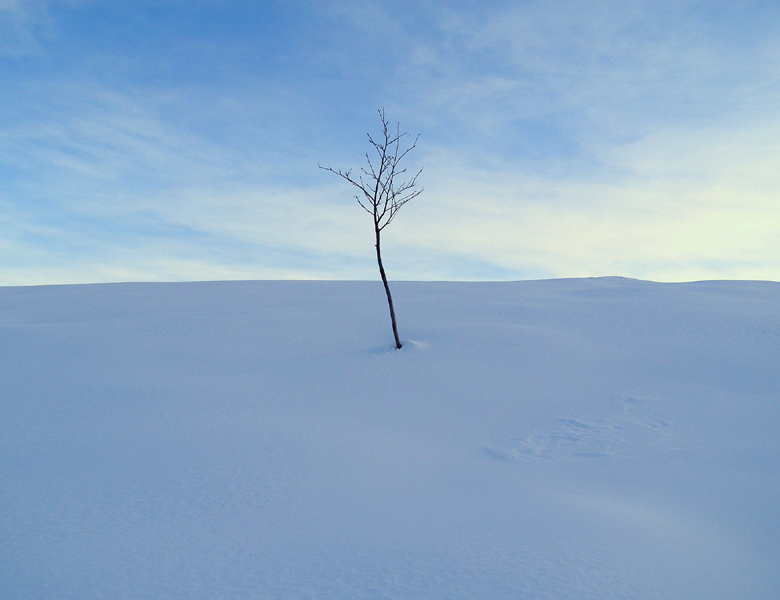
[1,278,778,598]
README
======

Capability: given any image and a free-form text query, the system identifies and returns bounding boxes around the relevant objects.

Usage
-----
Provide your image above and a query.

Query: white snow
[1,278,778,599]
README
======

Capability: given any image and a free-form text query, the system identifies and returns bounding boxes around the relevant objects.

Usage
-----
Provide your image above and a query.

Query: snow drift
[1,278,778,599]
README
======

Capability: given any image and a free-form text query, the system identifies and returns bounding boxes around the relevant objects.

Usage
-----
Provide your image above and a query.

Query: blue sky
[1,0,779,284]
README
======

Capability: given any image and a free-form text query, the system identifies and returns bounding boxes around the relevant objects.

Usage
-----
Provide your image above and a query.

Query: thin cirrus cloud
[0,0,779,285]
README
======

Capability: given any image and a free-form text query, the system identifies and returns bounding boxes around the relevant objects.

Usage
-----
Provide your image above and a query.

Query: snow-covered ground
[1,278,778,599]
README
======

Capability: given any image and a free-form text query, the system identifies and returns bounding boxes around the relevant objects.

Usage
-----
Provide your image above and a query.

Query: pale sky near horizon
[1,0,779,285]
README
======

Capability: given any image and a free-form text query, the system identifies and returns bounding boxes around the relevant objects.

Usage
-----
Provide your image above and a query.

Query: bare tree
[320,109,423,349]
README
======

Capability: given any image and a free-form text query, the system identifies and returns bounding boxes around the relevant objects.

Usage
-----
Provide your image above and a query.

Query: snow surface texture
[1,278,779,599]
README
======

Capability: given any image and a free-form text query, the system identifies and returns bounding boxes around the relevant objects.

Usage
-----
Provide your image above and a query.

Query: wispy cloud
[334,0,780,281]
[0,73,376,284]
[1,0,779,284]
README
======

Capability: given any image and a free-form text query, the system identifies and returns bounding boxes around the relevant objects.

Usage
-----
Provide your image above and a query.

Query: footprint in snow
[488,397,675,463]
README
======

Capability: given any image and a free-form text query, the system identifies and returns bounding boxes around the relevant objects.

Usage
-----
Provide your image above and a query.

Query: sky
[1,0,779,285]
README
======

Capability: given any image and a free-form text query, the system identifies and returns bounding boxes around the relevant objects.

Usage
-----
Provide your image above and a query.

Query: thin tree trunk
[375,226,402,349]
